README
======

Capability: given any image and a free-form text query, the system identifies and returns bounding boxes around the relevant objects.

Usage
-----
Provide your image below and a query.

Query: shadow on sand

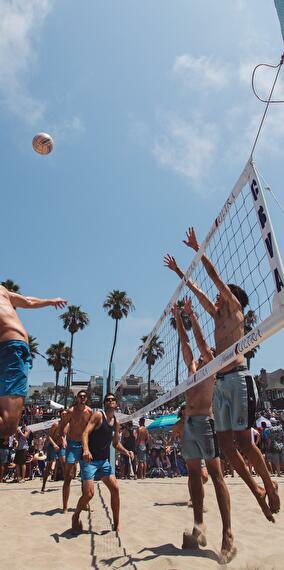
[100,542,219,567]
[30,507,75,516]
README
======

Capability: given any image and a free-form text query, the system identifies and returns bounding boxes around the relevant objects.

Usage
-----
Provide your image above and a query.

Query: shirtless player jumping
[164,227,280,522]
[172,299,236,564]
[0,285,67,436]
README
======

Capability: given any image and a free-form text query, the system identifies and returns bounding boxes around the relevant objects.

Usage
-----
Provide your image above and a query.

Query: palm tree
[60,305,89,407]
[170,300,192,386]
[1,279,21,292]
[103,290,135,391]
[28,335,39,359]
[46,341,70,402]
[244,309,259,370]
[139,334,164,401]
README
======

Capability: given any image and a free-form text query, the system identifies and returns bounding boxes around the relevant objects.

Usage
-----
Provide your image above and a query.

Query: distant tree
[46,341,70,402]
[139,334,164,401]
[1,279,21,293]
[103,290,135,391]
[170,299,192,386]
[244,309,259,370]
[60,305,89,407]
[28,335,39,359]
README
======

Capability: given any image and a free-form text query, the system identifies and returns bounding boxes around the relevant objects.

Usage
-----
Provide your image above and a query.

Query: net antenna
[115,161,284,422]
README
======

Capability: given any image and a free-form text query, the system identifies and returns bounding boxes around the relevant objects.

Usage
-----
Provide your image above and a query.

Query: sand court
[1,476,284,569]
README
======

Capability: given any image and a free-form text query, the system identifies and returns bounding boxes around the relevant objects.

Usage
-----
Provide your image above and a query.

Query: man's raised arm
[172,303,195,374]
[164,254,216,318]
[183,227,240,310]
[7,290,67,310]
[183,299,214,364]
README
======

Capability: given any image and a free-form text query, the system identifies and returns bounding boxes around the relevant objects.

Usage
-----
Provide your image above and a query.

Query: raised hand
[171,303,180,319]
[51,298,68,310]
[183,227,199,252]
[183,297,193,315]
[164,254,178,273]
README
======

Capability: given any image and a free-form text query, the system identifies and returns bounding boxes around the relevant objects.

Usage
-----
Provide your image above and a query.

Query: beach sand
[1,475,283,569]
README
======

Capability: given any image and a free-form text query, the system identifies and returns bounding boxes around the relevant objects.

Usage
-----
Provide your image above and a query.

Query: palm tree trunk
[65,332,74,408]
[55,369,60,402]
[107,319,118,392]
[175,338,181,387]
[147,364,151,402]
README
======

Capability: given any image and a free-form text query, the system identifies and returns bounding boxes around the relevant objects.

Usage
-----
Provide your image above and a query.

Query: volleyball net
[115,160,284,421]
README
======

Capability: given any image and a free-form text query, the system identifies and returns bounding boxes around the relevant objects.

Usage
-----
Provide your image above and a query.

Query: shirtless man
[172,300,236,563]
[72,393,133,533]
[136,417,149,479]
[164,226,280,521]
[60,390,92,513]
[0,285,67,436]
[41,413,66,493]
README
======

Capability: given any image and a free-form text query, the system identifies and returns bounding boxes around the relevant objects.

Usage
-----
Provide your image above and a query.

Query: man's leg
[236,430,280,513]
[102,475,120,531]
[0,464,4,482]
[0,396,24,437]
[62,463,74,513]
[183,459,206,548]
[217,430,274,522]
[21,462,26,481]
[72,480,94,532]
[41,462,53,492]
[206,457,236,563]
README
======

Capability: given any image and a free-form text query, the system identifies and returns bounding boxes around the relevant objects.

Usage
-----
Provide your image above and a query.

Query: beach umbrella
[148,413,178,431]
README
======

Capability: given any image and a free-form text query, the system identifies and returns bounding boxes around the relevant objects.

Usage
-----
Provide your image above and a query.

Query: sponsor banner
[249,163,284,298]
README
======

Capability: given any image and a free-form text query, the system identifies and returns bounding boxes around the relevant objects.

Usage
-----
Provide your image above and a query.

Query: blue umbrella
[148,413,178,430]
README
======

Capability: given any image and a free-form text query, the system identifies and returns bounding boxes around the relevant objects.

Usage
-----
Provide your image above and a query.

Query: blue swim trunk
[0,340,32,398]
[65,439,82,464]
[213,367,258,432]
[80,458,114,481]
[46,443,66,462]
[137,444,147,463]
[182,415,219,461]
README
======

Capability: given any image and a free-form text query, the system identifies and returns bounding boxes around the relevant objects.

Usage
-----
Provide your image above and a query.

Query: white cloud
[239,60,284,101]
[0,0,54,124]
[153,115,219,186]
[173,54,231,91]
[51,115,85,142]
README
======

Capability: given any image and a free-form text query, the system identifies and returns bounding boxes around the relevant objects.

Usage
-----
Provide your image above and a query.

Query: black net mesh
[117,181,276,409]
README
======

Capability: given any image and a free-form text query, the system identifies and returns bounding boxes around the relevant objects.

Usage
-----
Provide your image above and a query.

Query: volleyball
[32,132,54,155]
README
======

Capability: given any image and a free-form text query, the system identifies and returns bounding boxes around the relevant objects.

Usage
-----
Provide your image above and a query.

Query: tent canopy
[148,413,178,431]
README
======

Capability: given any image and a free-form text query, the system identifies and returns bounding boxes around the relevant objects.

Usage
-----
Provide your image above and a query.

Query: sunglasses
[78,394,87,398]
[105,397,116,402]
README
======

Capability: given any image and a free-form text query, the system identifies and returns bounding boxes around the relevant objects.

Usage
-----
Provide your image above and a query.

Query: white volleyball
[32,132,54,155]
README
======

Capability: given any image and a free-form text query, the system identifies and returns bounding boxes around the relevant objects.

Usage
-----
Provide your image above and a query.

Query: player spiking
[164,227,280,522]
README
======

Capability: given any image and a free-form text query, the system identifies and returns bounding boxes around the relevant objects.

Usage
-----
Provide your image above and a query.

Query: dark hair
[227,284,249,310]
[77,390,87,397]
[103,392,116,404]
[139,417,145,426]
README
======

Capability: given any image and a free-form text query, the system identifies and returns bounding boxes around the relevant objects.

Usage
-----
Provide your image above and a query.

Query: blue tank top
[89,410,117,460]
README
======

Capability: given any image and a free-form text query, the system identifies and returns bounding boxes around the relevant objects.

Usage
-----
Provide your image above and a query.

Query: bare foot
[256,487,275,523]
[182,524,207,549]
[40,489,45,494]
[267,481,280,514]
[113,523,120,532]
[219,531,237,565]
[71,514,83,534]
[62,508,68,514]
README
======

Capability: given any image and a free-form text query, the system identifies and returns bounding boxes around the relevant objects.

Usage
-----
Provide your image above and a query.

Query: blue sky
[0,0,283,387]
